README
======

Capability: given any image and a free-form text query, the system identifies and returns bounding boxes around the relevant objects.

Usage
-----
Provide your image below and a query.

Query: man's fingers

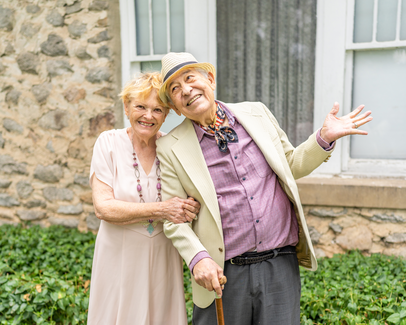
[353,112,372,124]
[211,277,222,297]
[330,102,340,116]
[349,104,366,118]
[353,117,373,129]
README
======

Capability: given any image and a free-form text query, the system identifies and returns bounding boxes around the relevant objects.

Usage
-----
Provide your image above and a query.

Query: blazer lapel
[228,103,288,185]
[171,120,223,235]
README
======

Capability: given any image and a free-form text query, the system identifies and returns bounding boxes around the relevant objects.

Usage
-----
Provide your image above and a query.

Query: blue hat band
[163,61,198,82]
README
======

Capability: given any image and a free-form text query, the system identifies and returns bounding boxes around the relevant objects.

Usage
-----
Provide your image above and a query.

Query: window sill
[296,177,406,209]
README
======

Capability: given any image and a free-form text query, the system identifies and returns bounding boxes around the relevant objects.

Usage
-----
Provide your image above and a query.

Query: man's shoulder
[224,101,268,112]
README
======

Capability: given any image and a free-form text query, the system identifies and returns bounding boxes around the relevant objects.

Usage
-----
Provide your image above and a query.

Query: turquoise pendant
[147,224,154,235]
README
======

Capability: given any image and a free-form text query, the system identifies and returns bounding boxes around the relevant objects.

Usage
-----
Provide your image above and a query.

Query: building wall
[0,0,122,231]
[305,206,406,259]
[299,177,406,258]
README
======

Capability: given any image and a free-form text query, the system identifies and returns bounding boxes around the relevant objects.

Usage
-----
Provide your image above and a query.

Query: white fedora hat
[159,52,216,104]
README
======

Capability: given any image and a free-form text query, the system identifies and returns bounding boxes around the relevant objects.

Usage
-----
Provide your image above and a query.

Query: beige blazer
[156,101,332,308]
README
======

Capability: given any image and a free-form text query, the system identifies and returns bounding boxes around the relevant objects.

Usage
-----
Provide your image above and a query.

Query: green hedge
[0,225,94,324]
[300,251,406,324]
[1,225,406,324]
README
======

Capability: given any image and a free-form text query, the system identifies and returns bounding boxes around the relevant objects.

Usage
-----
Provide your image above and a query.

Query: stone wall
[0,0,122,231]
[305,205,406,259]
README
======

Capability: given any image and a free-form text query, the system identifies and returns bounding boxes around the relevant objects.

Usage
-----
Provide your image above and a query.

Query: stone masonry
[305,205,406,259]
[0,0,122,232]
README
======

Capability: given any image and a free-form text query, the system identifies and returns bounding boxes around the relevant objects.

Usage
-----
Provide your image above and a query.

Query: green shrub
[0,225,94,324]
[1,225,406,324]
[300,250,406,324]
[183,263,193,324]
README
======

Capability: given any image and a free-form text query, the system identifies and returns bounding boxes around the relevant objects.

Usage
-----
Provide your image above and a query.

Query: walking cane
[215,276,227,325]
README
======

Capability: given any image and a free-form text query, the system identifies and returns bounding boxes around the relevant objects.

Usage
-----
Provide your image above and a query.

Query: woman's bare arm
[91,174,200,225]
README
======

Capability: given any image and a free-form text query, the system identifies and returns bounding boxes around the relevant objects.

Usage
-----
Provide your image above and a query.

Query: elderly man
[156,52,372,324]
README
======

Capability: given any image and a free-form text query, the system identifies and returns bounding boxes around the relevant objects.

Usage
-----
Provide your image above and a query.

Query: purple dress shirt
[189,102,333,272]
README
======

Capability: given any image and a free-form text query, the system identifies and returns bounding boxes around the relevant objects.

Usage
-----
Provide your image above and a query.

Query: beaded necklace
[131,133,162,234]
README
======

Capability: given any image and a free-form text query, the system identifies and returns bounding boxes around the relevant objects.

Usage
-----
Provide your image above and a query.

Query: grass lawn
[0,225,405,324]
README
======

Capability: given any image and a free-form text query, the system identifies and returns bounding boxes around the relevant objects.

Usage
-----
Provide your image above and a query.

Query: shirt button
[219,248,223,252]
[251,196,254,200]
[259,241,262,244]
[242,177,246,181]
[256,219,259,223]
[234,156,237,159]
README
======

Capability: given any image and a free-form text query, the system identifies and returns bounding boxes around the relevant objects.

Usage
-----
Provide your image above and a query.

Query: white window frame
[314,0,406,177]
[119,0,217,130]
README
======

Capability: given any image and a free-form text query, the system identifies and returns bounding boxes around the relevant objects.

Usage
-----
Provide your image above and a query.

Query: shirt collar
[192,101,236,143]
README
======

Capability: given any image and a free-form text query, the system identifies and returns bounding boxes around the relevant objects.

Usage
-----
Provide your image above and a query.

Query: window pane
[135,0,150,55]
[170,0,185,51]
[152,0,167,54]
[351,48,406,159]
[401,0,406,40]
[376,0,398,41]
[354,0,374,43]
[140,61,162,72]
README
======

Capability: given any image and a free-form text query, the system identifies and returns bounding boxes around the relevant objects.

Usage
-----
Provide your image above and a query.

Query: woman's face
[125,91,168,141]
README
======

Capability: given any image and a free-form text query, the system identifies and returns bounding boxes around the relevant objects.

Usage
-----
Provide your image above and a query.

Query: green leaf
[400,310,406,319]
[19,303,27,313]
[57,299,64,310]
[387,313,401,324]
[10,303,19,313]
[347,302,357,313]
[50,292,59,302]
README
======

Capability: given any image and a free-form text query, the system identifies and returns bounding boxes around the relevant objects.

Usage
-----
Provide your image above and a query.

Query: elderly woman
[87,72,199,324]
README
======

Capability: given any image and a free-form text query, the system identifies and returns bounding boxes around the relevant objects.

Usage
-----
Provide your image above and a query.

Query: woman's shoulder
[96,128,127,142]
[98,128,126,138]
[94,128,128,151]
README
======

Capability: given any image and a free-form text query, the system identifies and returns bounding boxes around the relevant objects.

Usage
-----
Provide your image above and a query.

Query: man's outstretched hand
[320,102,373,144]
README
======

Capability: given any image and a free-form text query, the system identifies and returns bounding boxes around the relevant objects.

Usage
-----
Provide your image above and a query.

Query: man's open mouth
[187,95,201,106]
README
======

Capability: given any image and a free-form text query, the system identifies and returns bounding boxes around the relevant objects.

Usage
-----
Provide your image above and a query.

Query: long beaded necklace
[131,133,162,234]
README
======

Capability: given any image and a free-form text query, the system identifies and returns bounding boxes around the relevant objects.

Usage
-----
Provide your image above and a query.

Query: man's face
[167,69,216,122]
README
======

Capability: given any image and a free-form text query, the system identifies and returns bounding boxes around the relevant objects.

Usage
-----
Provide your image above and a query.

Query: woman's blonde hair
[119,72,167,108]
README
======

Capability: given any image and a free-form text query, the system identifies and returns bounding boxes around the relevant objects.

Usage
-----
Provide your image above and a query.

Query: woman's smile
[138,121,155,127]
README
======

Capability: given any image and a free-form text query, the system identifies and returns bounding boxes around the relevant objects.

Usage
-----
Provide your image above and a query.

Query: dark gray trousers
[192,254,301,325]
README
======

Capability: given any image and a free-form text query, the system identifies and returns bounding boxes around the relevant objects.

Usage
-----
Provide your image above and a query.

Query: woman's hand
[184,197,201,221]
[162,197,201,224]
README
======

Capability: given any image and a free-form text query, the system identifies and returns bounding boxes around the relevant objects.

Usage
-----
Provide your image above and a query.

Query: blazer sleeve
[156,139,209,266]
[259,102,332,179]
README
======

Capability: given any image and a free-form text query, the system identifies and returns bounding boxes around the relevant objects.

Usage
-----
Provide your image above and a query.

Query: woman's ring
[353,122,358,129]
